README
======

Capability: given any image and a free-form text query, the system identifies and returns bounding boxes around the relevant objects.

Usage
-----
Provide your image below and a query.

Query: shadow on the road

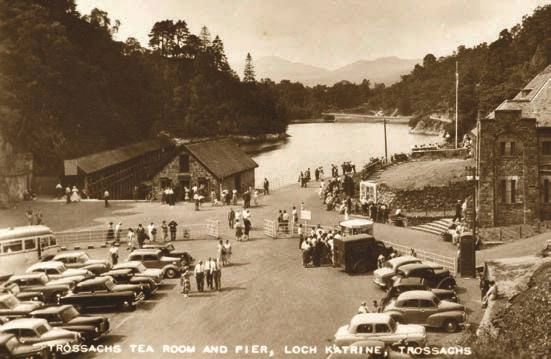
[220,286,246,292]
[98,334,127,345]
[188,292,216,298]
[150,292,169,299]
[159,283,177,290]
[224,262,250,267]
[455,286,467,295]
[139,302,160,310]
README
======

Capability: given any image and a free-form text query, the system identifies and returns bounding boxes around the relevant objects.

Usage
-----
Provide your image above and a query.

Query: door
[234,174,241,192]
[179,178,190,200]
[417,299,438,323]
[400,299,423,323]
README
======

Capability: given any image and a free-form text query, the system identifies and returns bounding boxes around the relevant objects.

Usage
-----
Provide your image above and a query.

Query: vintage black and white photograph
[1,0,551,358]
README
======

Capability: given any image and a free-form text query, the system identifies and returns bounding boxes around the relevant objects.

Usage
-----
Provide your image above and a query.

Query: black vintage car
[5,273,73,305]
[31,305,110,342]
[60,277,144,312]
[0,293,44,320]
[100,268,158,298]
[333,234,391,273]
[380,277,458,307]
[141,243,194,266]
[394,263,457,290]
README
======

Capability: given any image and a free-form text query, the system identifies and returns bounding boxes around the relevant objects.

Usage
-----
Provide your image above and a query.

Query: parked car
[5,274,74,305]
[0,293,44,320]
[0,333,50,359]
[26,261,94,281]
[141,243,194,266]
[31,304,110,342]
[372,256,422,289]
[394,263,456,290]
[101,268,158,298]
[111,261,163,285]
[60,276,144,312]
[380,277,458,307]
[0,283,45,303]
[383,290,466,333]
[52,251,111,275]
[0,318,80,354]
[334,313,426,348]
[126,249,182,279]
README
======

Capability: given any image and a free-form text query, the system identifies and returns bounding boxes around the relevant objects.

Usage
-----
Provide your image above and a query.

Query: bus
[0,226,58,275]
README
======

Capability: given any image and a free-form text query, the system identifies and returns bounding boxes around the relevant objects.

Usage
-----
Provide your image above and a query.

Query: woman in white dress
[70,186,81,202]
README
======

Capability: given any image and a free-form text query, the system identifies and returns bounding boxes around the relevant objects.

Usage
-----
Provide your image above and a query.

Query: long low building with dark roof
[477,64,551,227]
[64,138,257,200]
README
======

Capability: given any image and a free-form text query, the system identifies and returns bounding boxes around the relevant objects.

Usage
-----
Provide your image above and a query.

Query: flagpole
[455,61,459,149]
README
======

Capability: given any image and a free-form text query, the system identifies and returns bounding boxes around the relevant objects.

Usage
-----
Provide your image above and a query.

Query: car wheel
[442,280,456,290]
[352,259,369,273]
[165,268,177,279]
[443,319,458,333]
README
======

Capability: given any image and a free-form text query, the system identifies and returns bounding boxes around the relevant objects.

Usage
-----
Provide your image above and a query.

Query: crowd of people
[24,207,43,226]
[299,224,339,267]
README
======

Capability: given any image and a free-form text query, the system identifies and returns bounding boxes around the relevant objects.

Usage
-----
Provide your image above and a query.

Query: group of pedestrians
[110,220,178,251]
[298,168,312,188]
[228,207,252,241]
[300,225,340,267]
[183,257,223,297]
[24,207,43,226]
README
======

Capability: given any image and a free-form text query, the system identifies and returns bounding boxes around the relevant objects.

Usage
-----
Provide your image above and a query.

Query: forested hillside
[0,0,287,174]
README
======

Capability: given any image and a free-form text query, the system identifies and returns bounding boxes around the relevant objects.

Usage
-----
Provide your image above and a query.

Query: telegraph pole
[455,61,459,149]
[384,118,388,163]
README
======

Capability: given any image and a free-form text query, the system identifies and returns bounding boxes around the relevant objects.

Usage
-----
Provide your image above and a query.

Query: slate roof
[70,140,161,174]
[185,139,258,179]
[488,65,551,127]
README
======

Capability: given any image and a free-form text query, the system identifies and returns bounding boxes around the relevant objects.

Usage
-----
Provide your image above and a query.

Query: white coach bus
[0,226,58,273]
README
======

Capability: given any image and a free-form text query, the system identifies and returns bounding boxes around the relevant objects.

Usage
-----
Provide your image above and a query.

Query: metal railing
[55,221,220,247]
[381,240,457,275]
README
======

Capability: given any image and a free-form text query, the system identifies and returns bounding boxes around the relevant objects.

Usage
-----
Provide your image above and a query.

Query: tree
[199,25,211,51]
[173,20,189,57]
[211,35,230,72]
[243,53,256,83]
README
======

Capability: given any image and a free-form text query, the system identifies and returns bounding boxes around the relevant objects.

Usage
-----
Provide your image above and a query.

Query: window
[356,324,373,333]
[500,179,507,203]
[2,240,23,253]
[374,324,390,333]
[499,142,506,155]
[40,237,48,249]
[511,179,517,204]
[419,300,435,308]
[49,236,57,246]
[24,239,36,250]
[543,142,551,155]
[510,142,516,155]
[499,141,519,156]
[499,177,519,204]
[179,154,190,172]
[403,300,419,308]
[143,255,158,261]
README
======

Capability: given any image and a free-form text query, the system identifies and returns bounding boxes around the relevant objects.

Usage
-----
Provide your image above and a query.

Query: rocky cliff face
[409,118,446,136]
[0,137,33,208]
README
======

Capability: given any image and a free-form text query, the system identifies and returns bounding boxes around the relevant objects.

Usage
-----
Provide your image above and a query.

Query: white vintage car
[334,313,426,348]
[372,256,421,289]
[26,261,94,281]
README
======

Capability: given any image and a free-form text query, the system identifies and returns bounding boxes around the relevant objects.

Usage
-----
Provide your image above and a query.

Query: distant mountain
[232,56,419,86]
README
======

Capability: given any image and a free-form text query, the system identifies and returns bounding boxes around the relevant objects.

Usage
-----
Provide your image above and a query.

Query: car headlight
[95,327,99,332]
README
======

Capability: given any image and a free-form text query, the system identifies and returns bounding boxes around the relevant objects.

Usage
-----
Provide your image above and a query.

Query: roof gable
[184,139,258,179]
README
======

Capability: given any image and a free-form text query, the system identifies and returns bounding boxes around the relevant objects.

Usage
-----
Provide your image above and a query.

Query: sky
[76,0,551,70]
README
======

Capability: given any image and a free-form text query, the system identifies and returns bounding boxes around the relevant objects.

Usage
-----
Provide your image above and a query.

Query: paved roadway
[2,184,482,358]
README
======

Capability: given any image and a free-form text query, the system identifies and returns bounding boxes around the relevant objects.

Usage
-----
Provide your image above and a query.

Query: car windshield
[105,279,116,291]
[136,263,147,272]
[57,264,68,273]
[1,295,20,309]
[78,254,89,263]
[60,306,79,322]
[433,297,441,305]
[384,261,394,269]
[35,324,50,336]
[166,244,175,251]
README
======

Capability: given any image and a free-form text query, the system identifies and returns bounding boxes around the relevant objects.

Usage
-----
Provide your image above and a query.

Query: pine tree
[199,25,211,51]
[243,52,255,83]
[211,35,230,72]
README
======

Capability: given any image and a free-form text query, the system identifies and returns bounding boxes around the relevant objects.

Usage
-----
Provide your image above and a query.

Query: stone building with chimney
[477,65,551,227]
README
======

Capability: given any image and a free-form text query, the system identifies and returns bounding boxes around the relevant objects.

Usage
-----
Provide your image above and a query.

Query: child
[180,266,192,297]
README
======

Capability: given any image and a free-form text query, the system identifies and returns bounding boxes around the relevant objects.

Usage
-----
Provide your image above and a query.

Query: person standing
[104,190,110,208]
[55,183,63,199]
[180,266,192,297]
[205,257,214,290]
[127,228,137,251]
[109,243,119,265]
[243,217,251,241]
[114,222,122,243]
[232,189,238,205]
[34,211,43,225]
[136,224,146,248]
[454,200,462,221]
[168,220,178,241]
[263,178,269,195]
[213,259,222,291]
[65,187,71,204]
[105,222,115,243]
[25,208,33,226]
[357,301,370,314]
[161,221,168,242]
[223,240,232,265]
[228,208,235,229]
[70,186,80,203]
[282,210,289,233]
[298,224,304,249]
[194,261,205,292]
[292,206,298,223]
[217,240,225,265]
[235,219,243,241]
[253,190,259,207]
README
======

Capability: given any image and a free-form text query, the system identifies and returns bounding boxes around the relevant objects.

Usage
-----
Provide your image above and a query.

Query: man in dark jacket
[168,220,178,241]
[136,224,147,248]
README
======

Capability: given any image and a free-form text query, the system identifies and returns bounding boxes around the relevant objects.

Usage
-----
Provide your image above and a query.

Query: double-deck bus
[0,226,58,274]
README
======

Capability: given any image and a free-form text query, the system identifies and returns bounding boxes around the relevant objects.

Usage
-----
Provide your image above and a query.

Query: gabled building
[477,65,551,227]
[152,138,258,199]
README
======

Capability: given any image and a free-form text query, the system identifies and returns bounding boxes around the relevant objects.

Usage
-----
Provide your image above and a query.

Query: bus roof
[0,226,53,242]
